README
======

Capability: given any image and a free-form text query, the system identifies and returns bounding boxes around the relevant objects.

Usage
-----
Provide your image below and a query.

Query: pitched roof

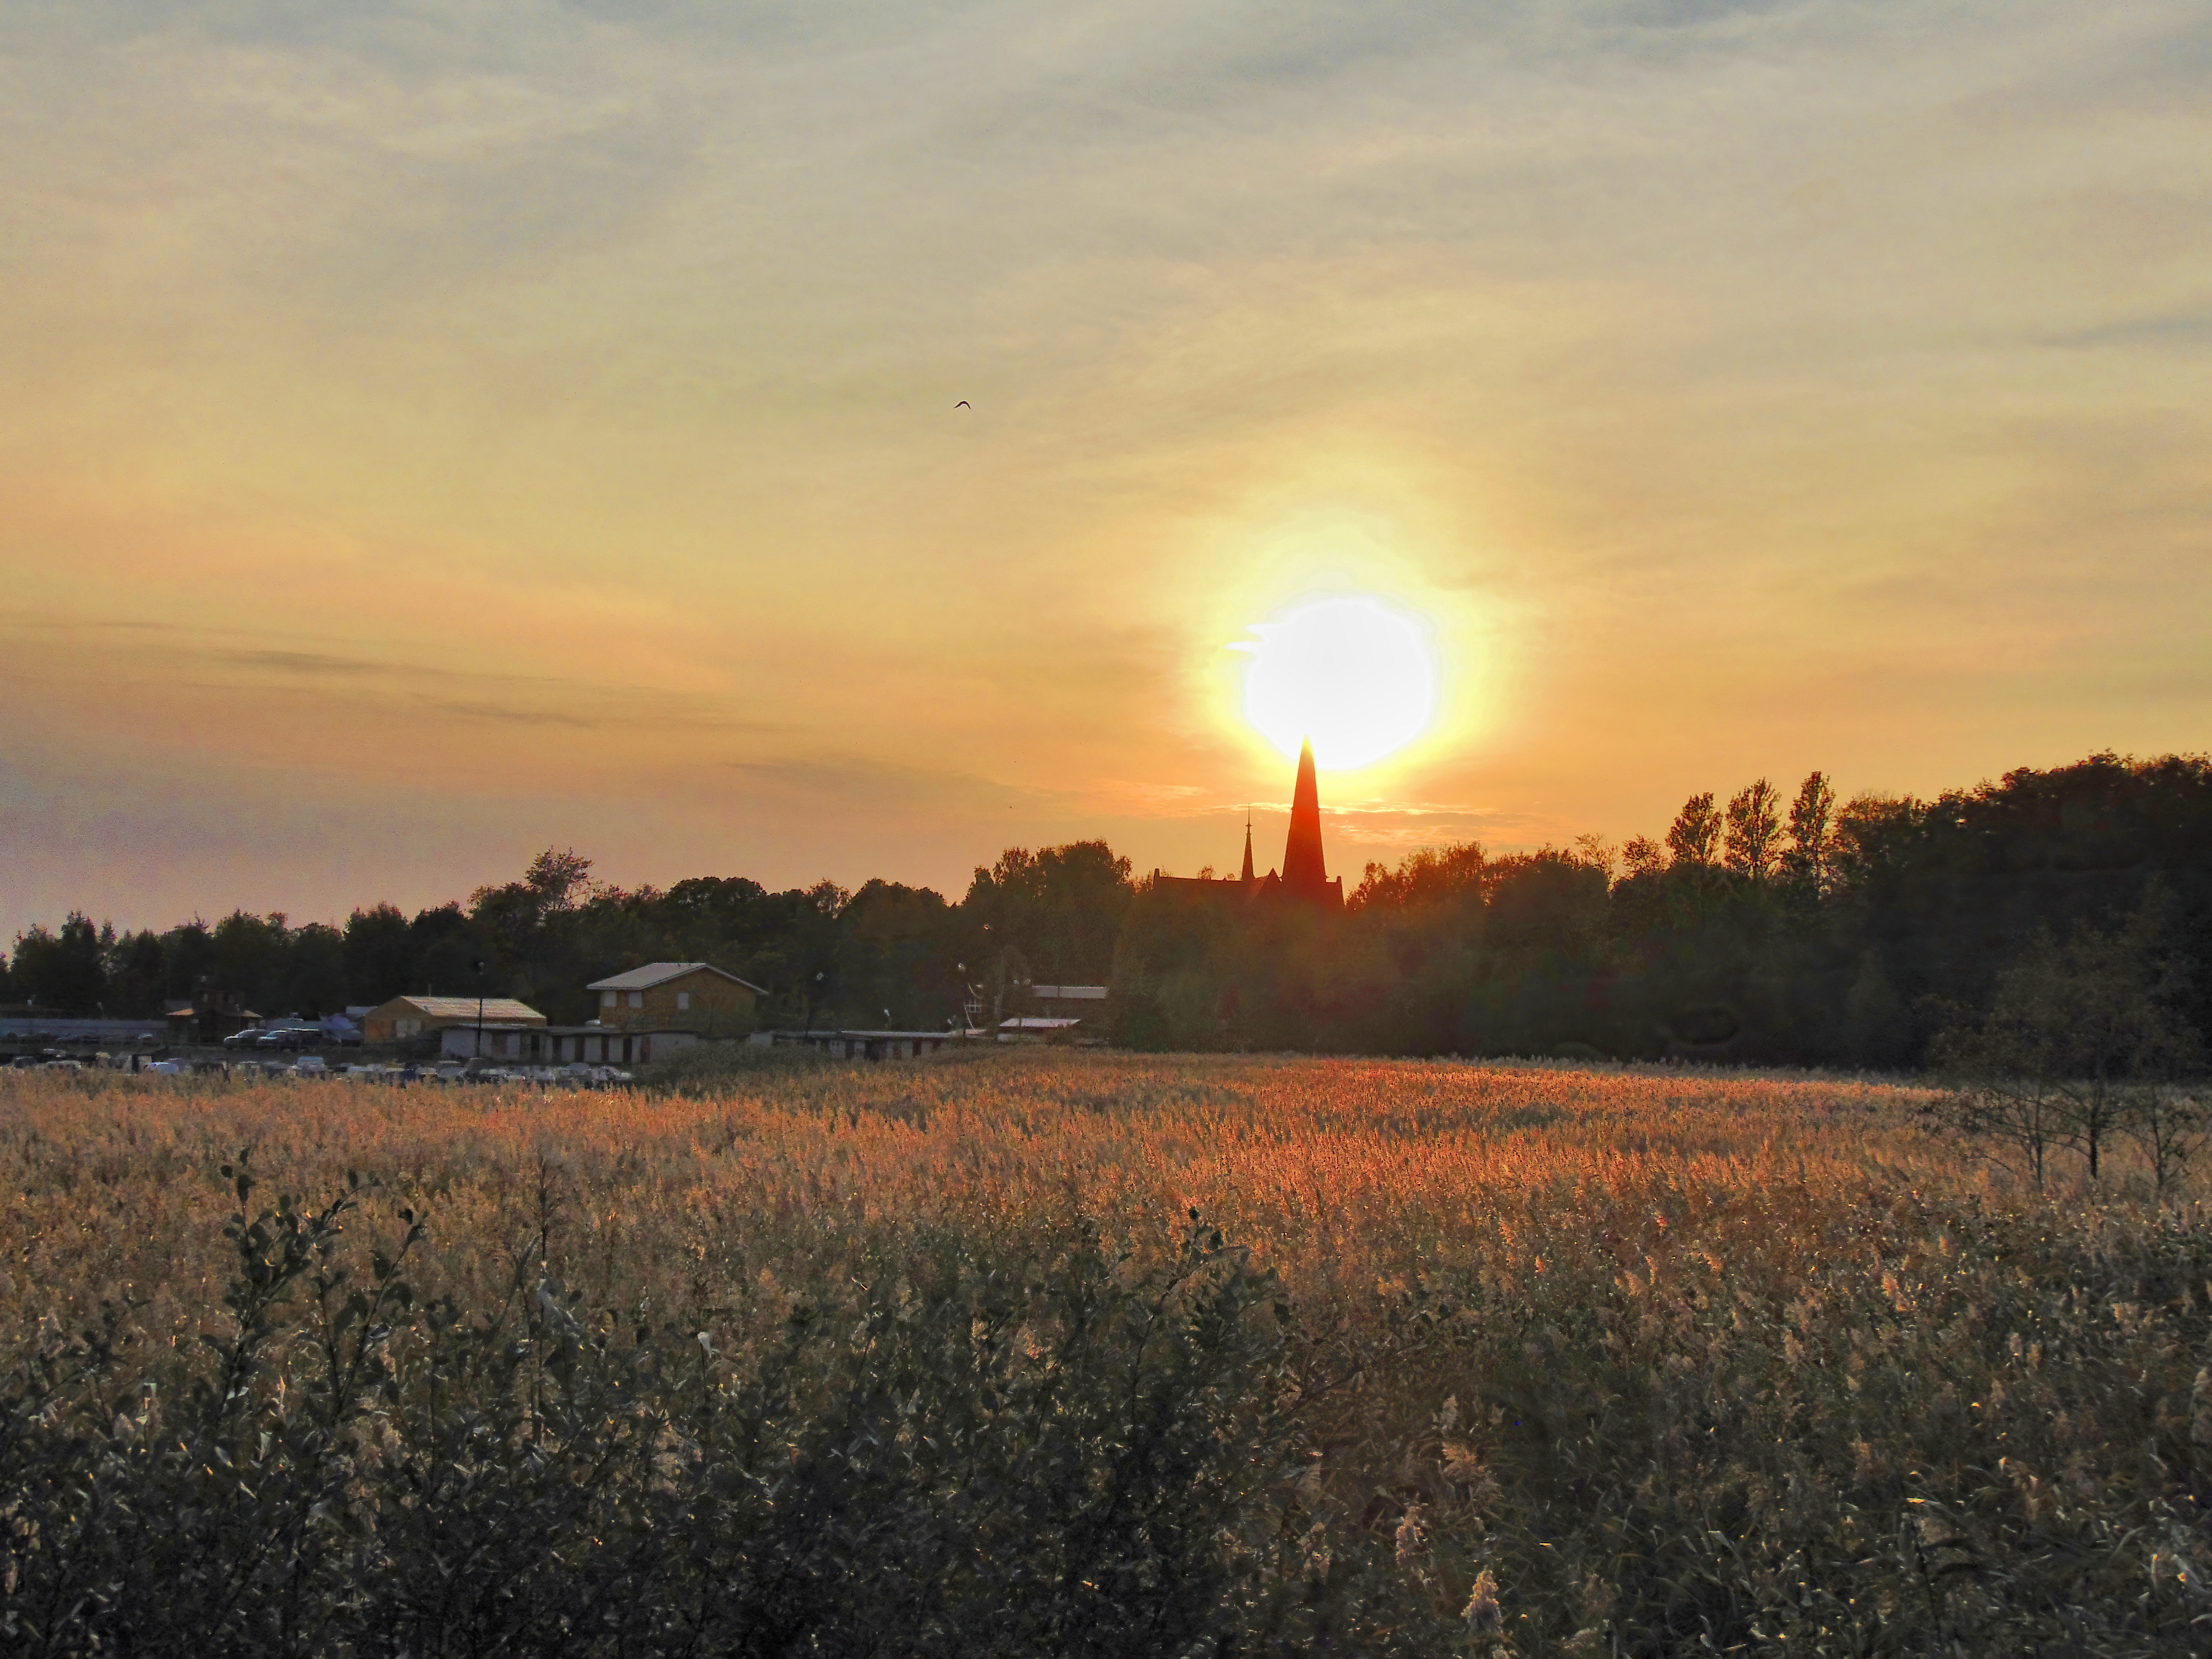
[586,961,768,995]
[381,996,547,1023]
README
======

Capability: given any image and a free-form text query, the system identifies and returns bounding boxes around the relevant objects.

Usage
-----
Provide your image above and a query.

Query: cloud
[3,0,2209,927]
[221,649,389,676]
[727,755,1055,814]
[2045,309,2212,350]
[430,701,598,729]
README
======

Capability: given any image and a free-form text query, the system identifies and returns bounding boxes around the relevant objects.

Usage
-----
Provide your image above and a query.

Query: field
[5,1051,2210,1654]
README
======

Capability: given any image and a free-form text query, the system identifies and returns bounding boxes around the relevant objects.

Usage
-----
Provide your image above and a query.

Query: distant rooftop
[385,996,545,1023]
[586,961,768,994]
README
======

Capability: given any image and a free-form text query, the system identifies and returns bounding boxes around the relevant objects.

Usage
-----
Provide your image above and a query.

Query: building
[747,1029,966,1062]
[1150,738,1345,909]
[586,962,766,1034]
[441,1023,701,1066]
[1029,984,1109,1011]
[159,989,260,1045]
[362,995,548,1044]
[0,1014,168,1045]
[997,1015,1092,1045]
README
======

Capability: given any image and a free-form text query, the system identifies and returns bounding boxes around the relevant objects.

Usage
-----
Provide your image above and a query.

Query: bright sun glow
[1232,592,1439,770]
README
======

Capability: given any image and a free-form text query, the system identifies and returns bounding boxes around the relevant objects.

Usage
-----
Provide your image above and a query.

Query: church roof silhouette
[1151,738,1344,909]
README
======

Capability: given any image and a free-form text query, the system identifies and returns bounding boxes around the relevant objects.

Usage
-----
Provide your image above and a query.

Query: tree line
[1118,752,2210,1070]
[0,842,1136,1034]
[7,750,2207,1075]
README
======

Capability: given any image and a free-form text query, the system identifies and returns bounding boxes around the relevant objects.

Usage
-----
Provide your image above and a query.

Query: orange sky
[3,2,2209,935]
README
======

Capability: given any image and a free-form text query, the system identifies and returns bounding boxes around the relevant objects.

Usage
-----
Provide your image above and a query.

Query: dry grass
[2,1051,1954,1325]
[6,1050,2209,1651]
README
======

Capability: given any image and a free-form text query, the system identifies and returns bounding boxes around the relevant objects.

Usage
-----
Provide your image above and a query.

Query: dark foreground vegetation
[9,750,2210,1070]
[9,1174,1337,1655]
[5,1057,2212,1654]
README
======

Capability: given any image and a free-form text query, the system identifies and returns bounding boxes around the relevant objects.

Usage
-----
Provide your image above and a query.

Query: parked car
[8,1055,39,1070]
[294,1055,328,1076]
[222,1027,268,1049]
[146,1059,183,1075]
[255,1025,323,1050]
[39,1058,83,1072]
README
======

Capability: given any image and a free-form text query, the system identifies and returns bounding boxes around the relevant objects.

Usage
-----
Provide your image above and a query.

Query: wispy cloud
[222,649,388,676]
[430,700,598,729]
[3,0,2209,930]
[2045,309,2212,349]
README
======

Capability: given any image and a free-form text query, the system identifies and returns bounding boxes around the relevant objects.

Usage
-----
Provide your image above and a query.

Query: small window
[677,991,691,1011]
[601,990,616,1008]
[628,991,643,1009]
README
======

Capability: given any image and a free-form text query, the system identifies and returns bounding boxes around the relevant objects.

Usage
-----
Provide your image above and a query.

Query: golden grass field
[5,1052,1955,1375]
[4,1051,1945,1273]
[6,1050,2209,1652]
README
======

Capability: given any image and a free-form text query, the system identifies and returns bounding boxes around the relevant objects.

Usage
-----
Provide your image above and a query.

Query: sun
[1231,592,1439,770]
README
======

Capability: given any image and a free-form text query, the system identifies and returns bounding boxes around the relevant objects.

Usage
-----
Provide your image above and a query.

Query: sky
[3,0,2208,936]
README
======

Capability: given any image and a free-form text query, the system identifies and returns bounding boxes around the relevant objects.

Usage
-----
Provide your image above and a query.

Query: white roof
[1030,984,1109,1000]
[1000,1016,1085,1030]
[586,961,768,995]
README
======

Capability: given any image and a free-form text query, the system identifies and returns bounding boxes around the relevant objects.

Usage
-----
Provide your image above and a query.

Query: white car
[145,1060,183,1076]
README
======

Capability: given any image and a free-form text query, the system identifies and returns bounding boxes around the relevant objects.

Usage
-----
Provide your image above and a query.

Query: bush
[0,1161,1436,1656]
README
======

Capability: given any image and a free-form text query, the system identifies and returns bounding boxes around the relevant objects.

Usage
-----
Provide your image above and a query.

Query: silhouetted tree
[105,929,166,1017]
[343,904,414,1006]
[161,921,214,1004]
[407,904,487,1000]
[835,880,960,1028]
[1931,884,2201,1185]
[966,842,1134,988]
[1723,779,1783,884]
[1665,793,1722,868]
[1350,842,1485,912]
[1620,836,1665,878]
[1780,772,1837,893]
[286,922,349,1017]
[12,914,108,1014]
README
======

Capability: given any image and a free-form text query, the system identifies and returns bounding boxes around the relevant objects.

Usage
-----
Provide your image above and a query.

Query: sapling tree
[1931,882,2200,1187]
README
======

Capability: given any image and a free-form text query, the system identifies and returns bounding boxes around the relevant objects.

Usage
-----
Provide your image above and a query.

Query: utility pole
[471,958,487,1069]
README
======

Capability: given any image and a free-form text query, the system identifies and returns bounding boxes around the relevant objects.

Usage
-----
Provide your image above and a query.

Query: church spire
[1240,808,1255,884]
[1282,737,1328,893]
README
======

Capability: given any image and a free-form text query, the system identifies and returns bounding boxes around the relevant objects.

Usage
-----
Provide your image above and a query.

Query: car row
[9,1051,632,1086]
[219,1024,360,1051]
[8,1050,95,1070]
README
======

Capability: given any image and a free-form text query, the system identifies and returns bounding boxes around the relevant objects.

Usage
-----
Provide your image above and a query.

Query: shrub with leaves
[1,1156,1441,1655]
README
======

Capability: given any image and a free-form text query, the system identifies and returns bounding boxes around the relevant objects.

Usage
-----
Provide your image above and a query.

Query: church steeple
[1240,808,1255,884]
[1282,737,1328,893]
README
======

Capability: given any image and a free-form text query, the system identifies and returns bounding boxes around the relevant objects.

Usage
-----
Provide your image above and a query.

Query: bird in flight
[954,400,970,408]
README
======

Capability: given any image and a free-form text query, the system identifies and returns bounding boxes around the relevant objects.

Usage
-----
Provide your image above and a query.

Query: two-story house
[586,963,766,1035]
